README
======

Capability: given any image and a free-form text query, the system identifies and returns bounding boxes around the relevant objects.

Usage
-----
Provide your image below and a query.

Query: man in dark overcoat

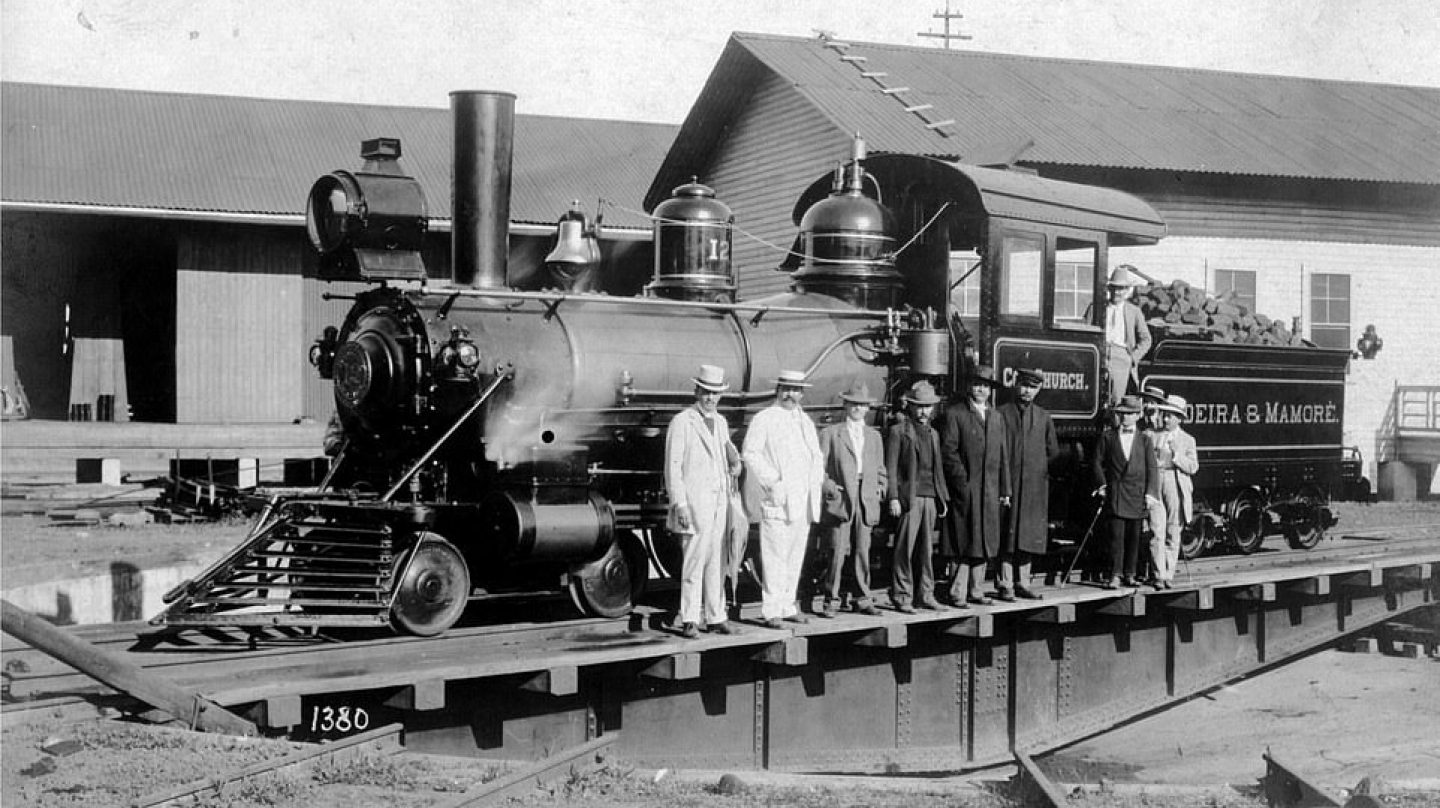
[996,368,1059,601]
[1090,394,1161,588]
[938,366,1010,606]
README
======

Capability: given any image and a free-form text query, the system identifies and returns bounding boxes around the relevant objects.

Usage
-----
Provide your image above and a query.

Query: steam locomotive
[156,90,1345,637]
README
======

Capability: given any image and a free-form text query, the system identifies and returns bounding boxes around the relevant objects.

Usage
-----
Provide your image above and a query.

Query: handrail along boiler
[156,90,1346,637]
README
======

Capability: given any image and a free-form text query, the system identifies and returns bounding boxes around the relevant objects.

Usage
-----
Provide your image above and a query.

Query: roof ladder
[821,38,954,137]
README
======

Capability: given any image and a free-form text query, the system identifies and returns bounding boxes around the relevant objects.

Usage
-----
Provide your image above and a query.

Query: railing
[1396,386,1440,433]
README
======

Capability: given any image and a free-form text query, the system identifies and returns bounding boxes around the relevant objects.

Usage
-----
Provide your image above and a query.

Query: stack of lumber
[1135,279,1310,346]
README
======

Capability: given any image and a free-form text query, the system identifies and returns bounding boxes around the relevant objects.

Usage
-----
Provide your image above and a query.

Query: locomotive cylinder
[482,490,616,562]
[451,90,516,289]
[646,180,736,302]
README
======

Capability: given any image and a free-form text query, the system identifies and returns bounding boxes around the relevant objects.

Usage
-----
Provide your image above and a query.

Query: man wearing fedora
[939,366,1011,606]
[1102,265,1153,408]
[742,370,824,629]
[885,380,950,613]
[665,364,744,638]
[816,381,887,617]
[1148,394,1199,589]
[996,368,1059,601]
[1090,394,1161,589]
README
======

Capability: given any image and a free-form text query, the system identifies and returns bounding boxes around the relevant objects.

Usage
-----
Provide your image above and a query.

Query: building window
[999,234,1043,320]
[948,251,981,317]
[1055,238,1097,324]
[1214,269,1256,313]
[1310,273,1350,350]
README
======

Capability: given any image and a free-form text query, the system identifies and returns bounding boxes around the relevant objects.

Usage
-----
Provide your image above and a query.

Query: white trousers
[678,494,729,626]
[1149,476,1184,582]
[759,517,810,620]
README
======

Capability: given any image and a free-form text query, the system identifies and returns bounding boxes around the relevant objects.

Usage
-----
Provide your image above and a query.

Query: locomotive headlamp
[307,138,429,281]
[309,326,340,379]
[437,327,481,379]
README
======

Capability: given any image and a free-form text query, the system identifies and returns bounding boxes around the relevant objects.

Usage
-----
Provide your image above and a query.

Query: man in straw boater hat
[1101,265,1153,409]
[938,365,1010,607]
[995,368,1059,601]
[1147,394,1198,590]
[664,364,743,638]
[742,370,824,629]
[884,379,950,614]
[1090,394,1161,589]
[815,380,887,618]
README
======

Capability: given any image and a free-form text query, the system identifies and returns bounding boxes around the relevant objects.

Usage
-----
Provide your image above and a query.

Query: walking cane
[1061,496,1105,587]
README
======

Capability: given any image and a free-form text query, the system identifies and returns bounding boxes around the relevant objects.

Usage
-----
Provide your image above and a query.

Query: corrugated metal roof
[655,32,1440,197]
[1,82,677,229]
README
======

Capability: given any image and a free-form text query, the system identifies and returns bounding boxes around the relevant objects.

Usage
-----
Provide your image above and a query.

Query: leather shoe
[817,604,838,619]
[680,622,700,639]
[762,618,784,629]
[967,595,993,606]
[894,602,917,614]
[784,614,810,625]
[708,621,738,635]
[918,599,944,610]
[1102,577,1120,590]
[1122,576,1140,587]
[996,590,1017,603]
[855,604,882,616]
[1014,587,1043,600]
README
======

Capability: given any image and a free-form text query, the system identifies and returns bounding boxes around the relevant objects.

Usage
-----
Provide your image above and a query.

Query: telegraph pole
[918,1,973,49]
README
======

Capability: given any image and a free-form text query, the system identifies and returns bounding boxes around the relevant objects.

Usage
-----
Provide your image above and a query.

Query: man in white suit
[742,370,824,629]
[665,364,742,638]
[1148,394,1199,589]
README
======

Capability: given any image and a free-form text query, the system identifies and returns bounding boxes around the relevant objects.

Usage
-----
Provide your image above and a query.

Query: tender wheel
[390,534,471,636]
[1285,485,1328,550]
[1228,491,1267,555]
[567,532,647,618]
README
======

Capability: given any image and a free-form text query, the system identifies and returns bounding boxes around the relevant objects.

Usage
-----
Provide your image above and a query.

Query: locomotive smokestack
[451,90,516,289]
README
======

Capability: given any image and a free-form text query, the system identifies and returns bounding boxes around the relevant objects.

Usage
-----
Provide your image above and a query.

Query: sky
[3,0,1439,123]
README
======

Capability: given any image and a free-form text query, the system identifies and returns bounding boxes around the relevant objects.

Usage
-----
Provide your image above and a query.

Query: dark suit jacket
[998,401,1059,554]
[938,402,1009,558]
[1090,427,1160,520]
[819,420,887,526]
[884,415,949,508]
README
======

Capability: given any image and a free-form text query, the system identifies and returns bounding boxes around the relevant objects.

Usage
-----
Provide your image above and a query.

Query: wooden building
[645,33,1440,493]
[1,82,676,425]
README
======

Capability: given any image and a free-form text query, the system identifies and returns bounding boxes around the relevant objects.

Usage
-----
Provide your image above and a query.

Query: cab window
[1054,238,1098,325]
[999,234,1043,321]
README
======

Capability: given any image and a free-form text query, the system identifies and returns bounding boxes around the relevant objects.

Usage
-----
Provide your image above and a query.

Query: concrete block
[1393,642,1423,659]
[1378,461,1418,502]
[75,458,122,485]
[1344,637,1379,654]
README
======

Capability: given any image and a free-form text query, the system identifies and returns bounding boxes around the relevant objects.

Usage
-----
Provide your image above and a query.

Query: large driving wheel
[1285,485,1329,550]
[1228,490,1267,555]
[390,534,471,636]
[567,531,647,618]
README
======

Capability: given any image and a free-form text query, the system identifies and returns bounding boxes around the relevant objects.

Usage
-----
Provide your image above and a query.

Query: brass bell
[544,204,601,267]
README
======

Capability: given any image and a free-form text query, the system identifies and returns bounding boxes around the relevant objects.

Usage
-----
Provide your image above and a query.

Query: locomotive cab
[795,154,1165,414]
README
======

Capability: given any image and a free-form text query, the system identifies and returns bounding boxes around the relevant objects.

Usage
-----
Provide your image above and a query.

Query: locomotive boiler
[157,88,1347,638]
